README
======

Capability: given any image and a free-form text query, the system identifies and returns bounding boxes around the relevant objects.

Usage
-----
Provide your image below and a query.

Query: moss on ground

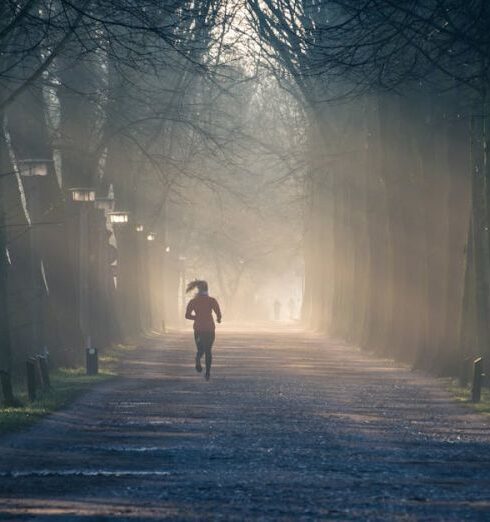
[0,343,136,435]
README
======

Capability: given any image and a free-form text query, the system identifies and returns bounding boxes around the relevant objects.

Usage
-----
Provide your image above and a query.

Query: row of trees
[0,0,305,394]
[249,0,490,377]
[9,0,480,388]
[0,0,231,380]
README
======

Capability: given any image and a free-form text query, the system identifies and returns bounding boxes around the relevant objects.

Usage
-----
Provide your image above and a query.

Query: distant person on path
[274,299,281,321]
[185,280,221,381]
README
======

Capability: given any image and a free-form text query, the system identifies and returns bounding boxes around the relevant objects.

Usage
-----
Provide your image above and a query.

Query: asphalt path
[0,327,489,520]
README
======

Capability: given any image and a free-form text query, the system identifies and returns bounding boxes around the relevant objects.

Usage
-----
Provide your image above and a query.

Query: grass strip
[0,343,136,435]
[448,383,490,415]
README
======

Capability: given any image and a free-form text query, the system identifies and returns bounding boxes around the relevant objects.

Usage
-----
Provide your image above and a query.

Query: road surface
[1,328,489,520]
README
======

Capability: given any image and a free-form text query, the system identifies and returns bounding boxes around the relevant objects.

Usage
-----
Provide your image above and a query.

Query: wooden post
[86,347,98,375]
[471,356,483,403]
[0,370,15,406]
[26,359,37,401]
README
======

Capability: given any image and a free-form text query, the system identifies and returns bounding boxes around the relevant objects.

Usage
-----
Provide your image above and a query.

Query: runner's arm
[213,299,222,323]
[185,300,196,320]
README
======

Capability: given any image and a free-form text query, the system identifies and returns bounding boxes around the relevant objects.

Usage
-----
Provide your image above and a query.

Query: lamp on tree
[108,211,130,225]
[147,232,156,241]
[18,159,53,177]
[68,186,96,357]
[135,224,144,232]
[19,159,54,358]
[69,187,96,202]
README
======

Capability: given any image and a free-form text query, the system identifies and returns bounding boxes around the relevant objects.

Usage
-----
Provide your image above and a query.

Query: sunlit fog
[1,2,490,518]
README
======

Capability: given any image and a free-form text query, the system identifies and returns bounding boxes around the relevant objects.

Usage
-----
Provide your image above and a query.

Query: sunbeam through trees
[2,2,490,519]
[1,0,490,396]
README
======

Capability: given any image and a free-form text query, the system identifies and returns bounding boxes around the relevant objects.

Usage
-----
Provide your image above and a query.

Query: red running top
[185,294,222,332]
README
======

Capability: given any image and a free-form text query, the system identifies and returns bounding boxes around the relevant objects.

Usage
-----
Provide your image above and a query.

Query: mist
[2,2,490,520]
[0,0,488,381]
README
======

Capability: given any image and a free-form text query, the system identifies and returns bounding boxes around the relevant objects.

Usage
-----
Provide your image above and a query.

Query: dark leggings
[194,330,215,372]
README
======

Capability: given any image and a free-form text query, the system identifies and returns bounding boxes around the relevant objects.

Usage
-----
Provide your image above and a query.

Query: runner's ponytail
[186,280,208,293]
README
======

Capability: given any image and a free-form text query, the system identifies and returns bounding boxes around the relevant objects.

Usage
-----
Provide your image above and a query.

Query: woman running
[185,280,222,381]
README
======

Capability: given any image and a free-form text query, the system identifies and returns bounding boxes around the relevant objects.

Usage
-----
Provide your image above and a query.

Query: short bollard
[26,359,37,401]
[86,348,98,375]
[471,357,483,403]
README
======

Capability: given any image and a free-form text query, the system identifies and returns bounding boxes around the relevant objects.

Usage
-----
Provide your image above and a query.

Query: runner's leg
[204,331,215,379]
[194,331,203,372]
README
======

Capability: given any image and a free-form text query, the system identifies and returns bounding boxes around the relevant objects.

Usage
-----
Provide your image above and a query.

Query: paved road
[1,328,490,521]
